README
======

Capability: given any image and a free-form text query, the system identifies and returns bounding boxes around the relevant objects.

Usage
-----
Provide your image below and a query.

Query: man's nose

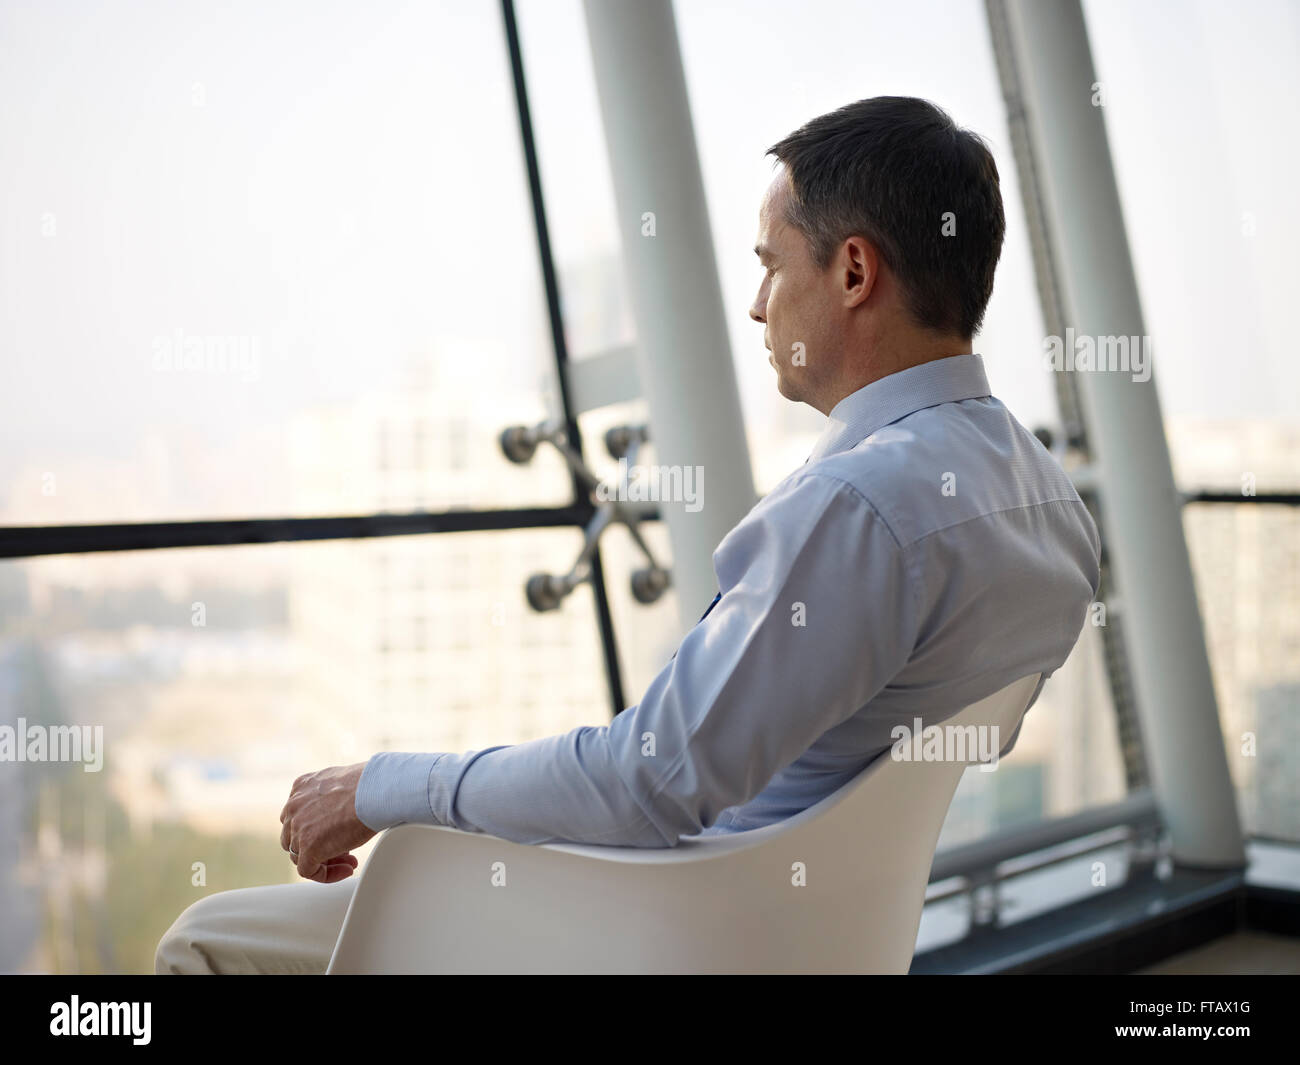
[749,298,765,324]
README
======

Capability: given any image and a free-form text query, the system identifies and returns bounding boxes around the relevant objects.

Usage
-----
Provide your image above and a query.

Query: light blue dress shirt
[355,353,1101,847]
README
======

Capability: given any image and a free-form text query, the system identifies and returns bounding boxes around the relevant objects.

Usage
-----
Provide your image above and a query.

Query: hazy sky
[1,0,1296,522]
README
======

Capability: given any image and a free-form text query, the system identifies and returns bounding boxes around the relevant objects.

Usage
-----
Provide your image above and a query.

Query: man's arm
[354,472,920,847]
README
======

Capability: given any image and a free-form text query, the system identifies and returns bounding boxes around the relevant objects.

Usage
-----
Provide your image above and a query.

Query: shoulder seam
[907,495,1089,548]
[791,469,906,552]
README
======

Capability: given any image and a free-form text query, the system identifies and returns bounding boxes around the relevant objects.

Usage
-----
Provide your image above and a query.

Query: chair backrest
[747,671,1041,971]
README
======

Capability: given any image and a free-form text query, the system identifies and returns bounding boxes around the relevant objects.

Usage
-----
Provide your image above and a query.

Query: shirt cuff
[355,752,445,831]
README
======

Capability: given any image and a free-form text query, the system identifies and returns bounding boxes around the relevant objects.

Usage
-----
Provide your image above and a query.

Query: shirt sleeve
[354,471,919,847]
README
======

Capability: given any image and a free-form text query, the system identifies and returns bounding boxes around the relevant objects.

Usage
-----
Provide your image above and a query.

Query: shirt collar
[806,353,992,464]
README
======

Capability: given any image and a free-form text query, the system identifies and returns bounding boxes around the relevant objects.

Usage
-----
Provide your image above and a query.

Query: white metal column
[583,0,757,631]
[999,0,1245,867]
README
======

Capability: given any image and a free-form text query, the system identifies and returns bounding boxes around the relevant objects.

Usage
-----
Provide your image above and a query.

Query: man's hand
[279,763,376,882]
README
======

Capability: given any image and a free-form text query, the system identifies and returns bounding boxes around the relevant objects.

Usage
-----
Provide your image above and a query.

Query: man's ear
[839,236,880,309]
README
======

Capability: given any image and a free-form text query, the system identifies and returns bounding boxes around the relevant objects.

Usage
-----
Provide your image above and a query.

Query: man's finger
[296,855,323,880]
[317,863,356,884]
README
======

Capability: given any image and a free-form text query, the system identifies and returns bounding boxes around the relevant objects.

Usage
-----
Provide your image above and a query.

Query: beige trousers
[155,879,358,974]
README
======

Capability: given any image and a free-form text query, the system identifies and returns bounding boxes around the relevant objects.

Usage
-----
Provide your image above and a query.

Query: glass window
[1086,0,1300,842]
[1085,0,1300,483]
[0,1,572,526]
[0,529,607,973]
[1185,504,1300,843]
[516,0,638,363]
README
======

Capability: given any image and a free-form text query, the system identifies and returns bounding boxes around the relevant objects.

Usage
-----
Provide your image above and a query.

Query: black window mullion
[501,0,627,718]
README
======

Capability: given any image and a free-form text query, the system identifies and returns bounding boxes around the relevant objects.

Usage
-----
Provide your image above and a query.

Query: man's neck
[818,339,972,415]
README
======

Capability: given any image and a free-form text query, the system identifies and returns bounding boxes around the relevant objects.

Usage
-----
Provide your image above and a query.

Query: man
[157,96,1100,974]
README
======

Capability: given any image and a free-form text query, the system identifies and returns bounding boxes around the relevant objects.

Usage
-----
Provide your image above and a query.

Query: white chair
[327,672,1041,974]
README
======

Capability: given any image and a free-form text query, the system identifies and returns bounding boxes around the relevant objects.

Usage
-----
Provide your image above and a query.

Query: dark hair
[767,96,1005,339]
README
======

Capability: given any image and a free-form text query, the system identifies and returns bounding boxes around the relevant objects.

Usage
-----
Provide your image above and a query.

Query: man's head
[749,96,1005,413]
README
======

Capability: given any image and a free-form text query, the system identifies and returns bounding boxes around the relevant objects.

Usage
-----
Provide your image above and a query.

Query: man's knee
[154,879,355,975]
[155,891,231,975]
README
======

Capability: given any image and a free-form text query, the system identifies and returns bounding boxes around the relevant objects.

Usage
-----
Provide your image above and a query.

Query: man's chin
[773,371,798,403]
